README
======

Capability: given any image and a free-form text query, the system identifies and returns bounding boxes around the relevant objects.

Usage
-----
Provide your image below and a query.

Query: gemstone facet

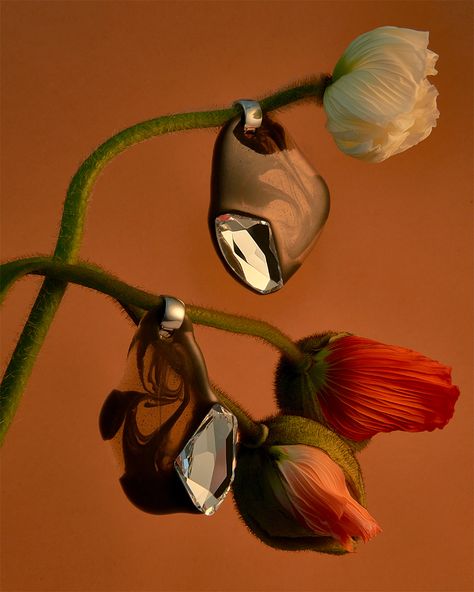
[215,213,283,294]
[175,403,238,516]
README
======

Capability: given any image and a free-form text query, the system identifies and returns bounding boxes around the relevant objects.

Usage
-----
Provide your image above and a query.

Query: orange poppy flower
[278,333,460,441]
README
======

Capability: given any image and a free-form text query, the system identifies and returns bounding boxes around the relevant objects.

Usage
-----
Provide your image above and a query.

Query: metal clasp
[233,99,263,133]
[158,296,185,340]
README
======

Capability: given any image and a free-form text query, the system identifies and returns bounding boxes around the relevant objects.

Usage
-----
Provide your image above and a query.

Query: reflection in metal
[210,111,330,294]
[99,302,237,515]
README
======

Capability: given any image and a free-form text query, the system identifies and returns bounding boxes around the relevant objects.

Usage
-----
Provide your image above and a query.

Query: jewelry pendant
[99,297,238,516]
[210,100,330,294]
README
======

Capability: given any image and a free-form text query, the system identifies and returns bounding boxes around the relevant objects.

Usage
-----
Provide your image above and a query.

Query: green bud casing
[275,333,370,451]
[232,415,367,553]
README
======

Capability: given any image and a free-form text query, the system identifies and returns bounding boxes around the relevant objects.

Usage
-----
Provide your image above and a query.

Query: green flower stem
[212,385,267,447]
[118,302,146,325]
[188,307,303,363]
[0,256,305,443]
[0,278,67,441]
[1,256,305,365]
[0,76,328,446]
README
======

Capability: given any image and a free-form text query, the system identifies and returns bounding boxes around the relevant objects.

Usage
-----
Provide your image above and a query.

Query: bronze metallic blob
[210,114,330,294]
[99,305,221,515]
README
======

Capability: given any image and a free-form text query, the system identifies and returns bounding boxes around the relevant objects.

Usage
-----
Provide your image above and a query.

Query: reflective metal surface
[210,114,330,294]
[99,304,237,515]
[234,99,263,132]
[159,296,185,340]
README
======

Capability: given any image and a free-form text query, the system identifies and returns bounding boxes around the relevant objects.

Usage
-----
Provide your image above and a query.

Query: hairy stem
[0,76,328,446]
[189,307,303,362]
[1,257,305,362]
[213,385,267,447]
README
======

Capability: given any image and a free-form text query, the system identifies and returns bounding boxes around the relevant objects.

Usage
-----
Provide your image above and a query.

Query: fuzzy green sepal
[233,445,349,554]
[274,332,372,452]
[232,415,367,553]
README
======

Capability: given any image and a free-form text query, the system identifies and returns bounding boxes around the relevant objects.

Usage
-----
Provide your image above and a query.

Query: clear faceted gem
[215,213,283,294]
[174,403,238,516]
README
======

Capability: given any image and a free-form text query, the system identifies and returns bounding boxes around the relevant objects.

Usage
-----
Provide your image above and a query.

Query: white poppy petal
[425,50,439,76]
[324,26,439,162]
[325,70,417,125]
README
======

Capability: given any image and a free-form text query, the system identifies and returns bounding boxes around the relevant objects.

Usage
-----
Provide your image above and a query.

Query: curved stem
[212,385,267,447]
[188,307,303,363]
[118,302,145,325]
[0,277,67,442]
[0,76,328,446]
[1,257,305,361]
[56,75,328,262]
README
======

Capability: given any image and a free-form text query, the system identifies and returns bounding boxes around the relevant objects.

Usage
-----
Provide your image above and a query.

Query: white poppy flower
[323,26,439,162]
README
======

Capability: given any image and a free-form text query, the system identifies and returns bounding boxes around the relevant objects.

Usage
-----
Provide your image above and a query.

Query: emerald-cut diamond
[215,213,283,294]
[174,404,237,516]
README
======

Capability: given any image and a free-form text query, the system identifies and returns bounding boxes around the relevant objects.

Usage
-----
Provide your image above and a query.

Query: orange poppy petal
[317,336,460,440]
[275,444,381,549]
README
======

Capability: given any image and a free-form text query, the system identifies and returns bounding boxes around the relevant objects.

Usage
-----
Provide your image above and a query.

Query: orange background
[1,2,473,591]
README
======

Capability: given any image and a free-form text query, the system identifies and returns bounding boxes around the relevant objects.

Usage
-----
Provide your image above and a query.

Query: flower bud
[232,415,380,553]
[324,26,439,162]
[275,332,460,443]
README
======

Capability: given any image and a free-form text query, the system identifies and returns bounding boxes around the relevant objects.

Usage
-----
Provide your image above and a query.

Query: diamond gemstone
[174,403,238,516]
[215,213,283,294]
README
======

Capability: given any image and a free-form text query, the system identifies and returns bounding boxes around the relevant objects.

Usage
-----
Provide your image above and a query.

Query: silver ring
[159,296,185,339]
[233,99,263,133]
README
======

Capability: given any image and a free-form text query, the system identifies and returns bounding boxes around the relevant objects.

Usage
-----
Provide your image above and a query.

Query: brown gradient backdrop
[1,2,473,591]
